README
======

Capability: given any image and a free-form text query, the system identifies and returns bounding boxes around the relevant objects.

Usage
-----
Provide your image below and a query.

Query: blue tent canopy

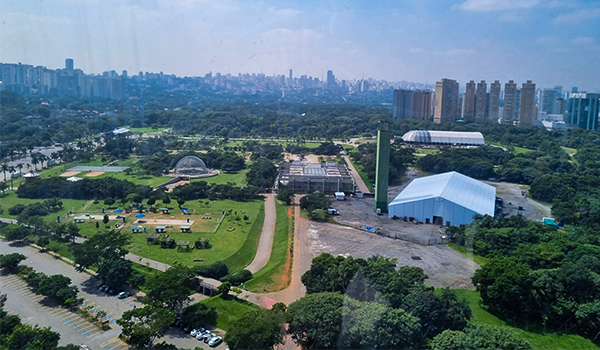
[113,209,124,213]
[181,208,190,213]
[135,213,145,218]
[131,226,142,230]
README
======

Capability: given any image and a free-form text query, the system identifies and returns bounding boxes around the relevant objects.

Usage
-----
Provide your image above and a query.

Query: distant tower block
[375,120,391,213]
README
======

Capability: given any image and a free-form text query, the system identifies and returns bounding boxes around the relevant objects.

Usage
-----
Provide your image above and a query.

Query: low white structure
[388,171,496,226]
[335,192,345,201]
[66,176,83,182]
[402,130,485,145]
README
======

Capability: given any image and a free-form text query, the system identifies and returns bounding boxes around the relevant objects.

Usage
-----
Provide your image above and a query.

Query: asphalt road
[246,194,276,273]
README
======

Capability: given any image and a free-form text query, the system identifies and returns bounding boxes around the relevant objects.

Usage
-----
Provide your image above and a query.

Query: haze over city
[1,0,599,91]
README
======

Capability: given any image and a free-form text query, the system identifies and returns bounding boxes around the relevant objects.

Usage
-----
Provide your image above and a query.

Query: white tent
[402,130,485,145]
[388,171,496,226]
[66,176,83,182]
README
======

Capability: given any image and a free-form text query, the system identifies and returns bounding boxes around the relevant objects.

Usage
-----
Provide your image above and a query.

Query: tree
[146,198,156,207]
[217,281,232,297]
[36,274,78,304]
[5,226,31,241]
[301,253,362,294]
[103,214,110,225]
[246,157,278,189]
[104,198,116,207]
[117,306,175,349]
[37,236,50,250]
[65,222,81,243]
[339,299,423,349]
[276,188,294,205]
[181,302,218,327]
[143,263,201,312]
[0,253,27,271]
[97,258,141,290]
[431,324,532,350]
[71,230,130,272]
[3,323,61,350]
[287,292,345,349]
[224,309,285,350]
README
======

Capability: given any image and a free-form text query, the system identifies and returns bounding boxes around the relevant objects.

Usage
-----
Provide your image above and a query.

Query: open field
[84,171,105,177]
[197,168,249,186]
[60,171,81,177]
[561,146,577,155]
[454,289,597,350]
[246,201,293,292]
[222,204,265,272]
[123,200,263,269]
[200,295,261,331]
[126,127,169,134]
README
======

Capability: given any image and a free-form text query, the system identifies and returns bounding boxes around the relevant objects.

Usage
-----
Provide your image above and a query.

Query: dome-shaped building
[174,156,208,176]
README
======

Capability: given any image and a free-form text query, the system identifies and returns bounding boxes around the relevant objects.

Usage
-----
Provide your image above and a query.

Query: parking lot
[306,221,479,289]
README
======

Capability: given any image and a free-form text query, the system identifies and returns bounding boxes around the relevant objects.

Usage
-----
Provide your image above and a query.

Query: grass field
[222,203,265,273]
[414,148,441,155]
[354,161,374,188]
[200,295,261,330]
[246,201,293,292]
[454,289,597,350]
[127,200,263,268]
[124,127,169,134]
[198,168,249,186]
[561,146,577,155]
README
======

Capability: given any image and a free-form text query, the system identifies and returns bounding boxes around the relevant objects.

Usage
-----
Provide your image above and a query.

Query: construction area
[277,161,355,194]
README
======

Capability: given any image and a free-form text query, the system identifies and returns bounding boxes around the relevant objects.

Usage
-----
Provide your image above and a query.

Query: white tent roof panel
[402,130,485,145]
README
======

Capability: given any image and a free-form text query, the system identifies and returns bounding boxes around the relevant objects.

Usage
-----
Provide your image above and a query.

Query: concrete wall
[388,196,479,226]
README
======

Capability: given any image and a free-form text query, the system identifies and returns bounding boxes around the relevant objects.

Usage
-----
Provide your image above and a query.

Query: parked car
[190,328,205,337]
[117,291,130,299]
[204,333,216,343]
[196,330,210,340]
[208,336,223,347]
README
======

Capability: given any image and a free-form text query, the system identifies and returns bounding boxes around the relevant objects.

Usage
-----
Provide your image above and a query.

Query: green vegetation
[454,289,597,350]
[561,146,577,155]
[129,200,263,269]
[200,295,261,330]
[446,242,488,266]
[246,201,292,292]
[222,203,265,272]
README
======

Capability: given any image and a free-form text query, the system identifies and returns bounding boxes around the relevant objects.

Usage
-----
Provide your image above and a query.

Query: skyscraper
[433,78,459,124]
[475,80,487,122]
[538,88,559,117]
[518,80,536,126]
[462,80,476,122]
[489,80,501,121]
[412,90,432,120]
[392,89,414,119]
[502,80,517,124]
[565,92,600,130]
[326,70,336,89]
[65,58,74,71]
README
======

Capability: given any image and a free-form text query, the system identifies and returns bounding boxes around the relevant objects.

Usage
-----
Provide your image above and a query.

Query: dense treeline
[16,177,151,200]
[171,181,261,201]
[350,143,415,185]
[449,215,600,337]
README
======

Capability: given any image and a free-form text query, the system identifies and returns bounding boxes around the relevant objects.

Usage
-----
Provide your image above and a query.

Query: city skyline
[1,0,599,91]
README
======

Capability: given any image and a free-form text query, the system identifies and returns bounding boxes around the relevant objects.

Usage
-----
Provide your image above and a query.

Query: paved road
[262,196,308,305]
[246,194,276,273]
[342,155,371,194]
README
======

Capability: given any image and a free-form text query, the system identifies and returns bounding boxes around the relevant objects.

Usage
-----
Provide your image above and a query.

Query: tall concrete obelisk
[375,120,390,213]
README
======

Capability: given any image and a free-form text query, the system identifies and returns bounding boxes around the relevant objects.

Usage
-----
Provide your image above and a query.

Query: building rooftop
[390,171,496,216]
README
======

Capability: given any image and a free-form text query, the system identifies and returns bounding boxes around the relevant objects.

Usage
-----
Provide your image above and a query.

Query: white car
[196,330,210,340]
[190,328,205,337]
[203,333,216,343]
[208,336,223,347]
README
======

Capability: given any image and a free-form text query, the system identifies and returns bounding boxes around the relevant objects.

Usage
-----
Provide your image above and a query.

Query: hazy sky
[1,0,599,91]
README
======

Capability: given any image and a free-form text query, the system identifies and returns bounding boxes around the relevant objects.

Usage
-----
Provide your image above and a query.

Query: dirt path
[261,195,308,304]
[246,194,277,273]
[342,155,370,193]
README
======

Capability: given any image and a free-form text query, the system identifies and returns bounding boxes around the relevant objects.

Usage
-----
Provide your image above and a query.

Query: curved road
[245,194,277,273]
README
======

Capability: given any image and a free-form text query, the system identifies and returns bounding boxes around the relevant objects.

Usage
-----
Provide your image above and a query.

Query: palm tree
[1,163,8,181]
[31,155,39,171]
[39,154,49,168]
[16,163,23,174]
[8,166,15,190]
[0,182,9,195]
[50,152,59,164]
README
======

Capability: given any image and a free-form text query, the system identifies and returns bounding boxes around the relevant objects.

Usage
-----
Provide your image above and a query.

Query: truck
[327,208,339,215]
[335,192,345,201]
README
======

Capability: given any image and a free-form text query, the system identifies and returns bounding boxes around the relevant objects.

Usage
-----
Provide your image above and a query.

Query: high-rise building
[571,87,578,93]
[326,70,336,89]
[518,80,536,126]
[475,80,487,122]
[538,88,559,117]
[412,90,432,120]
[565,92,600,130]
[556,97,566,116]
[489,80,501,121]
[462,80,476,121]
[502,80,517,124]
[65,58,74,71]
[392,89,414,119]
[433,78,459,124]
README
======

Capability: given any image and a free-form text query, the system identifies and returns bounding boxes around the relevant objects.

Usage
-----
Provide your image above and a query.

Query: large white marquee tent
[388,171,496,226]
[401,130,485,145]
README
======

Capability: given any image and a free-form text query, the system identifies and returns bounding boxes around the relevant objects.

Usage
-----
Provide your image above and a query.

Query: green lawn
[128,200,263,269]
[513,145,535,154]
[200,295,261,330]
[454,289,597,350]
[561,146,577,155]
[354,161,374,188]
[414,148,441,155]
[246,201,292,292]
[198,168,249,186]
[124,127,169,134]
[222,203,265,273]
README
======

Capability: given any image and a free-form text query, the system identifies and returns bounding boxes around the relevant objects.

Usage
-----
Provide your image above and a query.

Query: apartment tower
[518,80,536,126]
[489,80,501,121]
[502,80,517,124]
[433,78,459,124]
[462,81,476,121]
[475,80,487,122]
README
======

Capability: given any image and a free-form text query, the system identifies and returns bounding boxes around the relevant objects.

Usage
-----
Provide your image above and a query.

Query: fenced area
[68,166,130,172]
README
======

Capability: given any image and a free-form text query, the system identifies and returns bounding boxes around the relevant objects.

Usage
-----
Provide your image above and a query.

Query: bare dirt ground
[484,181,551,220]
[137,218,195,225]
[306,221,478,289]
[84,171,105,177]
[60,171,81,177]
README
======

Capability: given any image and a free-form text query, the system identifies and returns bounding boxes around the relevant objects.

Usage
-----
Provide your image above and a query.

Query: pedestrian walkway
[246,194,276,273]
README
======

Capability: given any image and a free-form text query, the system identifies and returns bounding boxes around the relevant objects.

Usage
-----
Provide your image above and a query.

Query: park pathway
[245,194,276,273]
[342,154,370,193]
